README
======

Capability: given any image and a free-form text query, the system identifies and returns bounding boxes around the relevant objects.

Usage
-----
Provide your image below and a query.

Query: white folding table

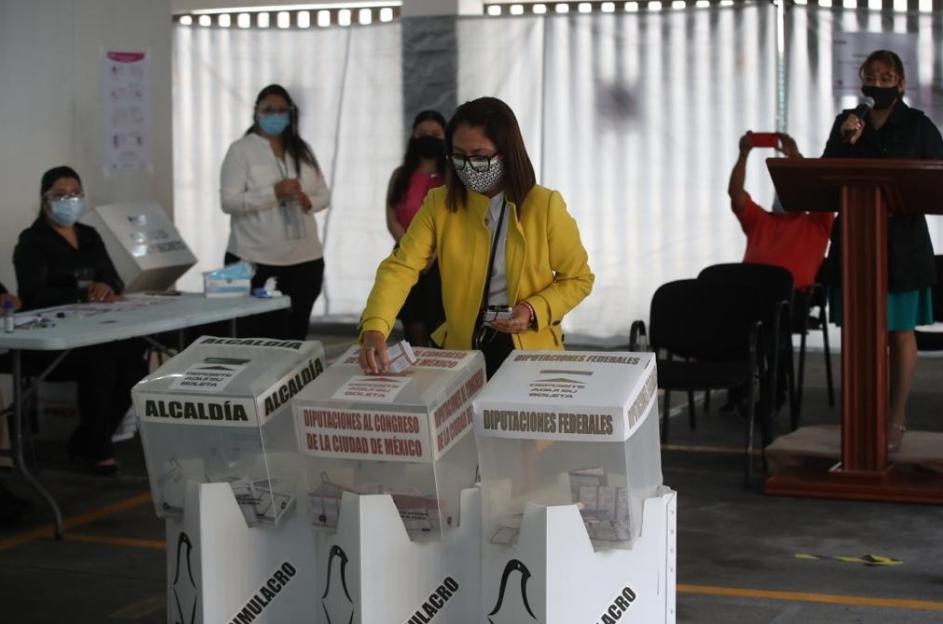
[0,293,291,539]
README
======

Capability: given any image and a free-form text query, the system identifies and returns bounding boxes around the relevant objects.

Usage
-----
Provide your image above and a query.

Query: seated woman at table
[12,166,147,475]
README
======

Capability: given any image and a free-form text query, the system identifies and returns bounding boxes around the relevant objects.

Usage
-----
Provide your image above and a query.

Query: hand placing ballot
[359,330,390,374]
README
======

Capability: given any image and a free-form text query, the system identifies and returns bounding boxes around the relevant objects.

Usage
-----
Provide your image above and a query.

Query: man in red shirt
[728,132,835,290]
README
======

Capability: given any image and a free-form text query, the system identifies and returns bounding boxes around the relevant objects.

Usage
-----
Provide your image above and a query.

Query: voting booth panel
[473,351,675,623]
[165,481,319,624]
[478,488,677,624]
[293,346,485,538]
[134,336,325,526]
[83,201,196,293]
[311,489,482,624]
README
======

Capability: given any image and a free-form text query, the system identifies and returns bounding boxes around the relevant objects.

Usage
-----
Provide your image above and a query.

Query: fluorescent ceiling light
[188,2,401,15]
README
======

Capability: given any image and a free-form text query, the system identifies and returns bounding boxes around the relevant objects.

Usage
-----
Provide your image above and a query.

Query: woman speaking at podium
[358,97,594,378]
[822,50,942,451]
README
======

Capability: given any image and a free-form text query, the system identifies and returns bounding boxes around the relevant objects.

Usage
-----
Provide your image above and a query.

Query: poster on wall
[832,32,917,92]
[101,51,152,172]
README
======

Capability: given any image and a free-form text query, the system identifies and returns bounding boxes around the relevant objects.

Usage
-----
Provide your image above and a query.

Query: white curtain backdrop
[173,5,943,343]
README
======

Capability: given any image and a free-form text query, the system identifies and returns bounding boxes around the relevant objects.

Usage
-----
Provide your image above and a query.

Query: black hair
[39,165,82,216]
[246,84,321,176]
[40,166,82,197]
[387,110,448,208]
[445,97,536,212]
[859,49,906,87]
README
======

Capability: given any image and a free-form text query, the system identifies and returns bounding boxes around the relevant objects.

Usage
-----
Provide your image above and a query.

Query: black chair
[915,255,943,352]
[697,263,795,439]
[791,281,836,427]
[630,278,764,485]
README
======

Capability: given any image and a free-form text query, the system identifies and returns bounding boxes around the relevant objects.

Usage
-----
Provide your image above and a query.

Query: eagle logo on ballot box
[171,532,198,624]
[488,559,537,624]
[321,545,354,624]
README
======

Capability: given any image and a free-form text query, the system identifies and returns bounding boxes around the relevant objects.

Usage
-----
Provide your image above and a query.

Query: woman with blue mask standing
[13,166,147,474]
[358,97,595,378]
[220,84,330,340]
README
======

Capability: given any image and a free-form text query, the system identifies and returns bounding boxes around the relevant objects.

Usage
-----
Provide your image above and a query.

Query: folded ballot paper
[203,261,253,298]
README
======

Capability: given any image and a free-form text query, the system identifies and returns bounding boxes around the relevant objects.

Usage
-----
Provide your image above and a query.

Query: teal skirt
[829,288,934,331]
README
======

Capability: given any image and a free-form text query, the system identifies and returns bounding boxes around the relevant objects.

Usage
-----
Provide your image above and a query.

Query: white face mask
[455,157,504,194]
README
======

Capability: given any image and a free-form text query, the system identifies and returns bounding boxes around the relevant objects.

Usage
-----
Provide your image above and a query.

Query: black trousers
[478,330,515,379]
[224,253,325,341]
[26,339,147,461]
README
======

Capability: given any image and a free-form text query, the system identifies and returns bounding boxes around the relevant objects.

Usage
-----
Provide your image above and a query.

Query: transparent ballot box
[293,346,485,538]
[133,336,326,526]
[473,351,662,549]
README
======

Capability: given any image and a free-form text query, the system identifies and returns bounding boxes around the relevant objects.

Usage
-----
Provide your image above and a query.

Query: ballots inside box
[225,476,296,525]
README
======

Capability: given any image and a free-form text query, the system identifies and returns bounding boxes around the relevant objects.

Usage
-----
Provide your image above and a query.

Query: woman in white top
[220,84,330,340]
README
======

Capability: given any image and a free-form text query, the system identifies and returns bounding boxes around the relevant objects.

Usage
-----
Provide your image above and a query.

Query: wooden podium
[764,158,943,504]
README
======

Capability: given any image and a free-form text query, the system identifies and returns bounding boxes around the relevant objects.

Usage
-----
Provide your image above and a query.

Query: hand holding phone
[483,305,514,323]
[749,132,781,149]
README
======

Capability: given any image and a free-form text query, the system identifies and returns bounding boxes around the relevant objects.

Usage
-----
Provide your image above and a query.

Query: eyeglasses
[451,154,500,173]
[45,191,85,202]
[257,106,292,115]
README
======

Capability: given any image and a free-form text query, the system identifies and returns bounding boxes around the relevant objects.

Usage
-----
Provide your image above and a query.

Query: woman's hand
[359,330,390,374]
[841,114,865,145]
[87,282,117,303]
[738,132,754,155]
[489,302,534,335]
[274,178,302,200]
[297,193,313,212]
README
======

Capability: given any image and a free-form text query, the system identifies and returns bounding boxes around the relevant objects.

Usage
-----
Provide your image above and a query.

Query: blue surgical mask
[49,197,86,227]
[259,113,290,136]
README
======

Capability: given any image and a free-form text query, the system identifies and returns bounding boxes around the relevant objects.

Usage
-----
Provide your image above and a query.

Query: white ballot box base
[164,481,318,624]
[481,486,677,624]
[313,487,481,624]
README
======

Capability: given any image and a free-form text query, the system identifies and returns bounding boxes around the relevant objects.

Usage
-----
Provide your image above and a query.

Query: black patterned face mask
[455,158,504,194]
[862,85,901,110]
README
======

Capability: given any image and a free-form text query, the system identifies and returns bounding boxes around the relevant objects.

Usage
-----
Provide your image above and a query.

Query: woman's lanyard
[479,197,508,313]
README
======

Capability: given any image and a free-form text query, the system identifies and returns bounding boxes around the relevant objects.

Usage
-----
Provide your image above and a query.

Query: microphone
[842,96,874,139]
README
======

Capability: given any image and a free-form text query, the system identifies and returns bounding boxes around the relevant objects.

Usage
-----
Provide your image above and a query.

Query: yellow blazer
[360,184,594,350]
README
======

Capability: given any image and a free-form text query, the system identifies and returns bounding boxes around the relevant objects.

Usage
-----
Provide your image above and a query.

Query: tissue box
[203,275,251,298]
[203,261,253,298]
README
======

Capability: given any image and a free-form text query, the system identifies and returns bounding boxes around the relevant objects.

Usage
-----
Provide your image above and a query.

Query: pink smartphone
[750,132,780,148]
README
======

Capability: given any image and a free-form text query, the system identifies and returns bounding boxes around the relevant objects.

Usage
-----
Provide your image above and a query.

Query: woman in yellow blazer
[360,97,594,376]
